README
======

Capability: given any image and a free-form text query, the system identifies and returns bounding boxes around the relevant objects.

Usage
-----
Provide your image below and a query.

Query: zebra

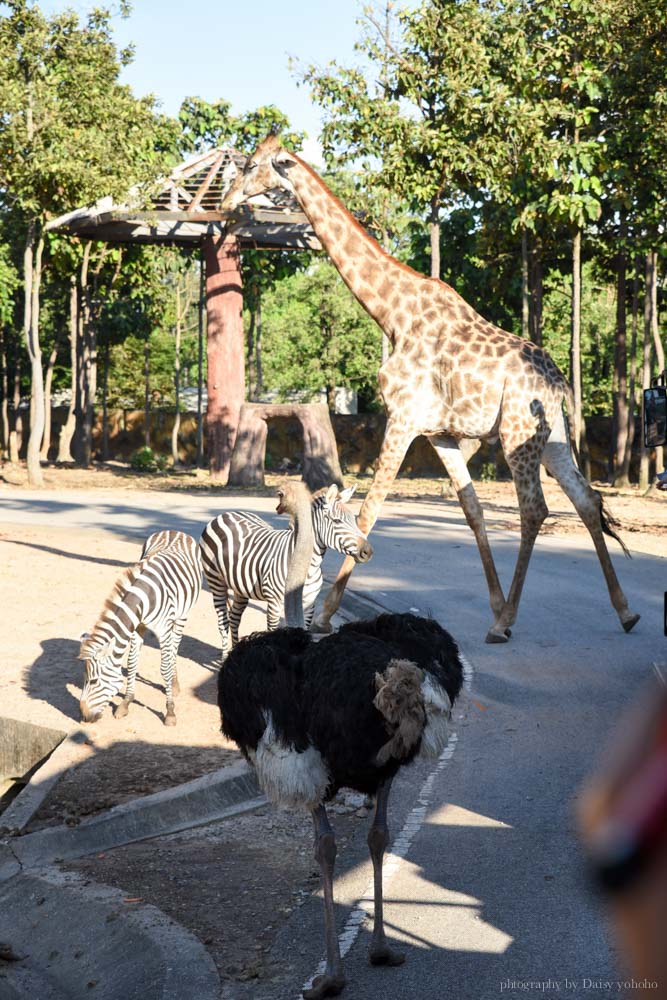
[199,484,373,658]
[78,530,202,727]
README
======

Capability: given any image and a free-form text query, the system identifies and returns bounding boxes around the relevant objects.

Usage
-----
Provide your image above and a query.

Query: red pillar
[203,234,245,482]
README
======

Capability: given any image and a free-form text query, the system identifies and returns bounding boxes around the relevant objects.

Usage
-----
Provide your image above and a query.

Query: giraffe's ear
[339,486,356,503]
[272,149,296,179]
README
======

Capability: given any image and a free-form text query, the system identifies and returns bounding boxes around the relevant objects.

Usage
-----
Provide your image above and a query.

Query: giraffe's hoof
[622,613,640,633]
[369,944,406,967]
[303,973,346,999]
[485,627,511,644]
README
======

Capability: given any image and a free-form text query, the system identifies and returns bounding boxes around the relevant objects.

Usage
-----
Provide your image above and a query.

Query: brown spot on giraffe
[220,134,639,642]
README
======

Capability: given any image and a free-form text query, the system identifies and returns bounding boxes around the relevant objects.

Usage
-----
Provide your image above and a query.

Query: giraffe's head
[221,134,297,212]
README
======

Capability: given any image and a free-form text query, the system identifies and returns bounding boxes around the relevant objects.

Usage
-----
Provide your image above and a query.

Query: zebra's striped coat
[79,530,202,726]
[199,485,371,658]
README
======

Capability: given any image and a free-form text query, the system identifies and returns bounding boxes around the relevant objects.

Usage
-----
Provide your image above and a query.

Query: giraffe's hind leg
[542,439,639,632]
[486,444,549,642]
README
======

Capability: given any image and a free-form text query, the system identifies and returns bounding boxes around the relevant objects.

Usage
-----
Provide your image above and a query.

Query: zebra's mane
[84,561,143,649]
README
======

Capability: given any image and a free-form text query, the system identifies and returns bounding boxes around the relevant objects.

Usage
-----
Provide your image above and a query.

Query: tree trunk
[255,294,263,398]
[23,223,45,487]
[144,333,151,449]
[618,261,640,486]
[639,254,654,490]
[40,342,58,461]
[203,235,245,483]
[649,248,664,474]
[570,228,583,450]
[429,200,440,280]
[72,244,97,467]
[0,329,9,459]
[246,307,256,400]
[101,339,110,462]
[57,278,78,463]
[171,286,182,466]
[196,254,205,467]
[529,235,543,347]
[521,226,530,338]
[9,359,22,465]
[611,213,629,483]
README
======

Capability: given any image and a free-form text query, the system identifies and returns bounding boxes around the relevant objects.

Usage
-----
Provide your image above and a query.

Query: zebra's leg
[304,599,316,630]
[169,618,187,697]
[229,596,248,646]
[267,600,281,631]
[115,629,143,719]
[211,589,231,661]
[159,627,178,726]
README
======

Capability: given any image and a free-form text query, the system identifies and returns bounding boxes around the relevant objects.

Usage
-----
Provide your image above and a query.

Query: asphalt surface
[2,486,666,1000]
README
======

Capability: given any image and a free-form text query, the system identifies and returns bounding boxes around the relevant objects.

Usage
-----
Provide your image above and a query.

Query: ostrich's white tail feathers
[252,714,330,809]
[419,673,453,759]
[374,659,426,765]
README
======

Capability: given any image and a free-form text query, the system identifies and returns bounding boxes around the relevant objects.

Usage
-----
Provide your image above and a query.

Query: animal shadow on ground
[3,538,128,569]
[24,637,83,722]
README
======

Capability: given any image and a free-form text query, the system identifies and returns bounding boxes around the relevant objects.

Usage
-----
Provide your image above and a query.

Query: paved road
[3,486,666,1000]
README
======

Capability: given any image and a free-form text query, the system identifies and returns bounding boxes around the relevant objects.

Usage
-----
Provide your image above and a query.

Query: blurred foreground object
[578,677,667,996]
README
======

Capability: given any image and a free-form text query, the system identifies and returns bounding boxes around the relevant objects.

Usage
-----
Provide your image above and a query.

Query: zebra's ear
[339,485,356,503]
[324,484,338,506]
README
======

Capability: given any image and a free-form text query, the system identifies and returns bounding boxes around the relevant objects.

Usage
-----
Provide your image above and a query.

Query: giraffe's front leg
[314,420,415,632]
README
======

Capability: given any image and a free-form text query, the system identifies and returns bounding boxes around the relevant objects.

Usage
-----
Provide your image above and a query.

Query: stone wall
[26,407,646,482]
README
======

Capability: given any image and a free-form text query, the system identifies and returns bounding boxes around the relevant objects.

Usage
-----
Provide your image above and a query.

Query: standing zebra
[79,530,202,726]
[199,484,372,658]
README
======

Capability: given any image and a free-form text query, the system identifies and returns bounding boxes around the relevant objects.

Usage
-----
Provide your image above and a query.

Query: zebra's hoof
[115,702,130,719]
[164,710,177,727]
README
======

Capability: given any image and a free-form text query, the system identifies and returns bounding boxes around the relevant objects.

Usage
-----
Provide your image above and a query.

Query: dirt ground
[1,460,666,994]
[1,461,666,827]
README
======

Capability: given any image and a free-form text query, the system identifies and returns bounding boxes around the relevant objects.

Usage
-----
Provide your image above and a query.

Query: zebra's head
[78,632,123,722]
[313,485,373,564]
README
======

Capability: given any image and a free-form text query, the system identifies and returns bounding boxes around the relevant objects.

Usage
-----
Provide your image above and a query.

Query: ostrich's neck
[284,493,315,627]
[289,156,418,338]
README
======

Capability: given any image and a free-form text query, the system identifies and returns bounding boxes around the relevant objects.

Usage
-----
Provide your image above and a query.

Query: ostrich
[218,482,464,998]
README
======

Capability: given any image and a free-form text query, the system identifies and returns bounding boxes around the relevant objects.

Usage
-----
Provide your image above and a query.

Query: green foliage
[259,261,383,401]
[129,446,167,472]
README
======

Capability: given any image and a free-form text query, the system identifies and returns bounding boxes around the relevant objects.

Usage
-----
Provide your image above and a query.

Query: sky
[36,0,381,163]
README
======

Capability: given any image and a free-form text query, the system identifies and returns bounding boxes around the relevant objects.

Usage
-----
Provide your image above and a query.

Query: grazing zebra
[78,530,202,726]
[199,484,373,658]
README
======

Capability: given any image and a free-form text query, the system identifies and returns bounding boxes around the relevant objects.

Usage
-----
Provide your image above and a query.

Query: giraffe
[221,135,639,643]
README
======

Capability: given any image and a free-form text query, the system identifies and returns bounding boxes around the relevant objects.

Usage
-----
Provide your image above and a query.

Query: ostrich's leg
[367,777,405,967]
[304,805,345,1000]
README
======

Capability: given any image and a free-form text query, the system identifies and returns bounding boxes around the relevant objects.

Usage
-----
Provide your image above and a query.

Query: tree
[0,1,176,483]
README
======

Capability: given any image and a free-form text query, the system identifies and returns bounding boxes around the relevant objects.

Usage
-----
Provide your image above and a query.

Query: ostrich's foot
[621,612,640,633]
[303,973,346,999]
[485,625,512,644]
[369,943,405,966]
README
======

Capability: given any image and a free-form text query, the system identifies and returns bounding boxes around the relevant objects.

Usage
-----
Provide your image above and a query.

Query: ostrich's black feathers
[337,612,464,705]
[218,626,313,757]
[217,612,464,805]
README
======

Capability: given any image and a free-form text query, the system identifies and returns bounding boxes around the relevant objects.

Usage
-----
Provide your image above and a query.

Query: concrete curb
[3,759,265,873]
[0,728,91,833]
[0,867,220,1000]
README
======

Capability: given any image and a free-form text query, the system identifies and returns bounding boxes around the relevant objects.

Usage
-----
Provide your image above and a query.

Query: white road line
[299,652,474,997]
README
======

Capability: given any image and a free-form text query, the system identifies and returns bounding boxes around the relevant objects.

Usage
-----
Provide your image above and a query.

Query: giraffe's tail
[562,383,631,558]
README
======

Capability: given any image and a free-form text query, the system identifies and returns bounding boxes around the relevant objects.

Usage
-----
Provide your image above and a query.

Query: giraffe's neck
[289,156,420,341]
